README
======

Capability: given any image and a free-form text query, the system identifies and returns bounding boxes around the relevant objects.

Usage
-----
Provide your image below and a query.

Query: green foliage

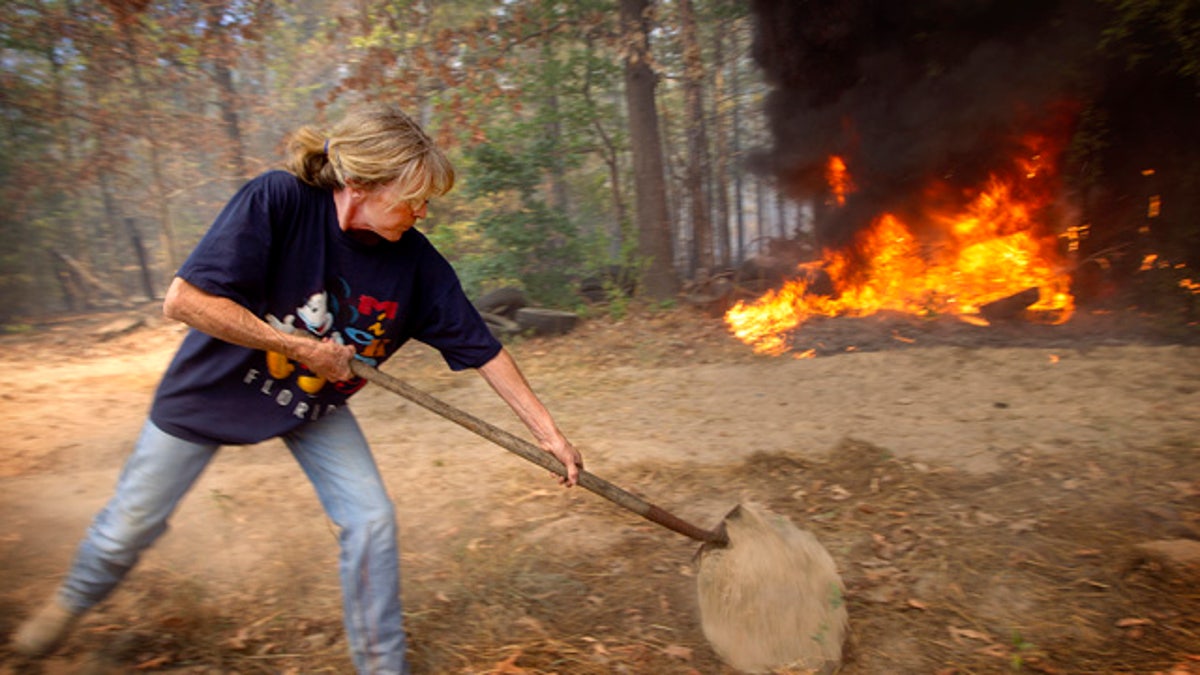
[1009,630,1041,671]
[464,143,583,307]
[424,211,519,301]
[576,227,647,319]
[1065,105,1111,188]
[0,0,757,317]
[1100,0,1200,85]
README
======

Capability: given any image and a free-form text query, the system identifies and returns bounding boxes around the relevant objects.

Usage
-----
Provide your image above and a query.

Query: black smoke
[748,0,1106,249]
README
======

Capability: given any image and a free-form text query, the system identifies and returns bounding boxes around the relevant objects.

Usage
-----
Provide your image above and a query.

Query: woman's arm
[477,348,583,486]
[162,276,357,382]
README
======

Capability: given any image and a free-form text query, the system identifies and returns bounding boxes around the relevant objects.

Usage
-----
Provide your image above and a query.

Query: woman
[12,104,583,674]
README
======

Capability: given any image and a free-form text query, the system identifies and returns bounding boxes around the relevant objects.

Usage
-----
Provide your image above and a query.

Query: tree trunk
[49,249,126,306]
[620,0,678,300]
[755,176,767,254]
[207,4,249,192]
[728,20,748,267]
[125,218,156,301]
[542,42,571,214]
[119,19,179,280]
[214,61,249,190]
[581,39,628,258]
[712,22,732,271]
[679,0,713,277]
[776,187,788,239]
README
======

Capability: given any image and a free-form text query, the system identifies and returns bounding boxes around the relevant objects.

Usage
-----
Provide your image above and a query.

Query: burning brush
[727,141,1076,356]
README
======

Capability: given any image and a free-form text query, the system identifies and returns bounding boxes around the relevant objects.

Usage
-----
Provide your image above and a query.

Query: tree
[620,0,678,299]
[0,0,781,318]
[678,0,714,278]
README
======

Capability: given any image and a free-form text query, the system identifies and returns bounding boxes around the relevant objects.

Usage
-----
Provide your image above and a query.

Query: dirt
[1,305,1198,674]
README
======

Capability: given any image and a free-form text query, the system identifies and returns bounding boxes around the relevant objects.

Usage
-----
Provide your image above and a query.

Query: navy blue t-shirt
[150,170,501,445]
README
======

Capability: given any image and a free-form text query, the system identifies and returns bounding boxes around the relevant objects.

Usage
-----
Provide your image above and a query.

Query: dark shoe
[11,597,81,657]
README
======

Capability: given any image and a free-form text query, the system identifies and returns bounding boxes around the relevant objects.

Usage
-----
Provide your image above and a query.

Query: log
[48,249,128,306]
[979,288,1040,322]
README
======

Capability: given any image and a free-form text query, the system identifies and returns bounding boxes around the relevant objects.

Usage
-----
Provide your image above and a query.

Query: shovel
[348,359,727,545]
[349,358,847,673]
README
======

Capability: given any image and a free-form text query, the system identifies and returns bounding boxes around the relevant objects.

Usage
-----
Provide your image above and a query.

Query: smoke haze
[749,0,1105,247]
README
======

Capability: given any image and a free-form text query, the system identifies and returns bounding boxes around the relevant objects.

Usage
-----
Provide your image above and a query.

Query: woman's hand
[477,348,583,487]
[164,277,357,382]
[540,434,584,487]
[293,337,357,382]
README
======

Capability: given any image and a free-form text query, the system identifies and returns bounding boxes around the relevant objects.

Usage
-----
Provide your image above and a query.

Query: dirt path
[1,308,1198,674]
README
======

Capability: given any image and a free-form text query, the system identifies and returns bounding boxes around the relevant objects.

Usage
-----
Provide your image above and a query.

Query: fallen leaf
[661,644,693,660]
[514,489,556,504]
[1168,481,1200,498]
[134,656,172,670]
[829,484,852,500]
[515,616,546,635]
[1008,518,1038,533]
[490,650,527,674]
[977,643,1011,658]
[974,511,1001,526]
[948,626,994,643]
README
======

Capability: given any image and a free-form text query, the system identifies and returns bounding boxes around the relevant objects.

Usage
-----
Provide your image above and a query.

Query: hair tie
[323,139,330,155]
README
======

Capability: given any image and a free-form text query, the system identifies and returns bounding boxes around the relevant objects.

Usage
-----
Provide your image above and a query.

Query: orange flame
[826,155,854,207]
[726,145,1075,356]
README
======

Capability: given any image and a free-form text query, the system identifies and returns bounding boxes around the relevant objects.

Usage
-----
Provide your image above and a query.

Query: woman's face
[340,183,429,243]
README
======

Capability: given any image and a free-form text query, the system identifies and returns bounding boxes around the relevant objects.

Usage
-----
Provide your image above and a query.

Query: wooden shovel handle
[350,359,727,545]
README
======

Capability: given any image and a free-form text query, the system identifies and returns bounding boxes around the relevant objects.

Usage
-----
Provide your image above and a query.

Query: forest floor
[0,301,1198,674]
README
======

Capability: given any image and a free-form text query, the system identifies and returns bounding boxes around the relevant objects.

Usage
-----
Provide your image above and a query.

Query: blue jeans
[56,409,408,675]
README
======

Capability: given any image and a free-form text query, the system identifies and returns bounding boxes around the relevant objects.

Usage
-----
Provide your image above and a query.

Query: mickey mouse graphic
[264,291,343,394]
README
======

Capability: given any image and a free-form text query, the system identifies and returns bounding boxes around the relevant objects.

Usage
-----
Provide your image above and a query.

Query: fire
[726,147,1075,356]
[826,155,853,207]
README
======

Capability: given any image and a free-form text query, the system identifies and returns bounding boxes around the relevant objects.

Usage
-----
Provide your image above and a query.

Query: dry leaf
[1008,518,1039,533]
[974,511,1001,526]
[515,489,555,504]
[948,626,993,643]
[1168,481,1200,498]
[661,644,693,661]
[224,628,249,650]
[828,484,852,500]
[134,655,172,670]
[515,616,546,635]
[490,650,527,674]
[977,643,1011,658]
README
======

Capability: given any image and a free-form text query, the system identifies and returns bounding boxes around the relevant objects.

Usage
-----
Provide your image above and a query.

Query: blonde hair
[285,104,455,206]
